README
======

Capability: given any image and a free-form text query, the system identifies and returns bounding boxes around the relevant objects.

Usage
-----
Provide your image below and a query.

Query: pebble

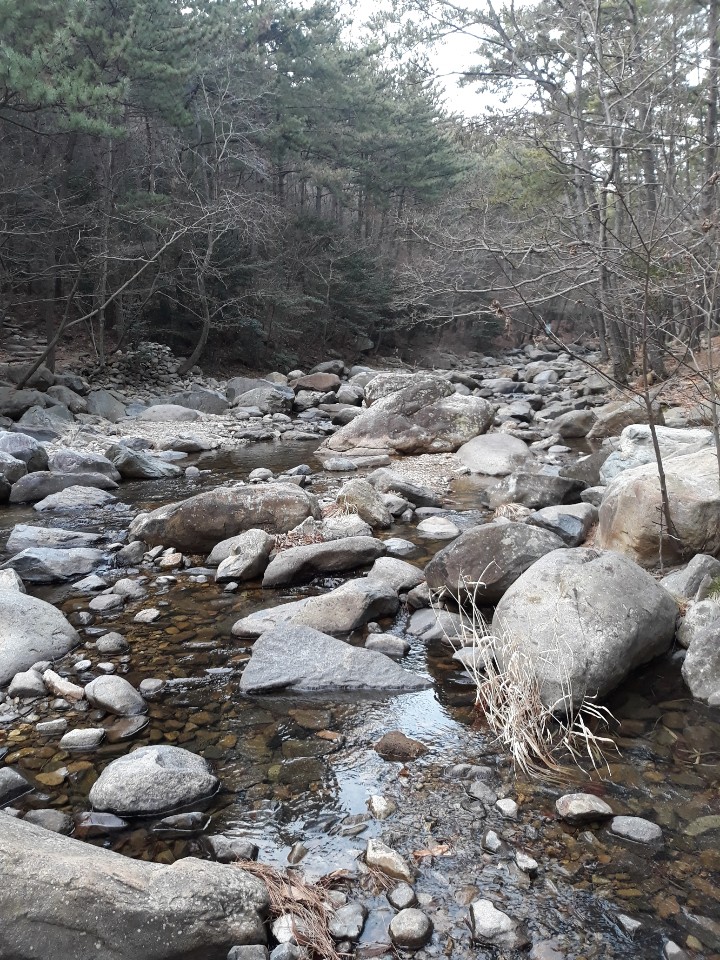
[387,883,417,910]
[515,851,538,876]
[555,792,614,824]
[616,914,642,936]
[73,659,92,672]
[96,632,129,654]
[389,908,433,948]
[97,662,116,674]
[58,727,105,751]
[138,678,164,697]
[366,839,414,882]
[496,797,518,818]
[482,829,504,853]
[663,942,690,960]
[469,899,527,948]
[367,795,397,820]
[467,780,498,805]
[89,594,124,612]
[329,902,367,941]
[610,815,663,844]
[134,608,161,622]
[36,718,68,735]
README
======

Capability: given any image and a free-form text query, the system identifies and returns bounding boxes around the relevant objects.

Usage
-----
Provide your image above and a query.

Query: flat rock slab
[262,536,385,588]
[0,816,268,960]
[610,815,663,844]
[2,547,105,584]
[239,625,430,694]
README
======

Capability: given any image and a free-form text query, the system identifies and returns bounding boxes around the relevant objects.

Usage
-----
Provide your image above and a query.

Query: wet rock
[269,946,305,960]
[366,557,424,593]
[0,816,267,958]
[239,626,429,694]
[387,883,416,910]
[138,678,165,697]
[555,793,614,824]
[681,624,720,703]
[610,815,663,844]
[8,668,46,699]
[425,522,563,605]
[389,908,432,949]
[0,768,32,806]
[36,718,67,735]
[23,808,73,834]
[59,727,105,751]
[215,530,275,583]
[291,578,399,635]
[457,433,532,475]
[528,502,597,546]
[374,731,428,762]
[0,593,79,688]
[416,516,460,539]
[530,940,566,960]
[468,781,498,805]
[493,548,678,707]
[677,599,720,648]
[406,608,469,643]
[336,478,392,528]
[485,472,584,510]
[329,903,367,941]
[228,948,269,960]
[678,910,720,951]
[10,471,118,503]
[89,744,219,816]
[42,669,85,701]
[368,795,397,820]
[383,538,416,558]
[262,536,385,588]
[85,676,147,716]
[515,851,538,876]
[469,899,528,949]
[206,835,260,863]
[496,798,518,818]
[96,632,129,654]
[367,468,441,508]
[34,485,116,512]
[365,839,414,882]
[482,829,504,853]
[129,483,320,552]
[365,634,409,657]
[616,914,643,936]
[2,546,105,584]
[134,608,161,623]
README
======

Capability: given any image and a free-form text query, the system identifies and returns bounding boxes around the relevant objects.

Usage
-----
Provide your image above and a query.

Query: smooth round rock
[416,516,460,539]
[23,808,73,835]
[610,816,663,844]
[555,793,613,824]
[389,908,433,948]
[84,676,146,717]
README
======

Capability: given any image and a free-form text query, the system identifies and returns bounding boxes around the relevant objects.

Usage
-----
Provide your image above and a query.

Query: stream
[1,439,719,959]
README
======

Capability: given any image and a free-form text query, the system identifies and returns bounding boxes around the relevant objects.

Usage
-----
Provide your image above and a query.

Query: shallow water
[2,437,719,958]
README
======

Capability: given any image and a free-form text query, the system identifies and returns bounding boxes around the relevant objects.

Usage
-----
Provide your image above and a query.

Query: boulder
[364,372,416,405]
[0,387,49,419]
[492,548,678,708]
[0,816,268,960]
[586,398,664,440]
[0,767,33,806]
[0,568,25,593]
[599,425,713,484]
[107,445,181,480]
[89,745,219,816]
[128,484,320,553]
[85,676,147,716]
[86,389,127,422]
[137,404,201,422]
[0,362,55,390]
[367,557,424,593]
[0,432,48,471]
[6,524,101,553]
[46,384,88,414]
[528,503,598,546]
[682,626,720,703]
[336,478,392,528]
[262,536,385,588]
[215,530,275,583]
[597,448,720,567]
[49,448,120,481]
[485,472,584,510]
[0,592,79,687]
[10,471,118,503]
[559,450,610,487]
[163,388,229,414]
[661,554,720,600]
[456,433,532,476]
[290,578,399,634]
[552,409,596,438]
[232,599,309,639]
[425,522,564,604]
[290,373,341,392]
[1,547,105,584]
[8,668,46,699]
[239,625,429,694]
[320,375,494,456]
[232,386,293,415]
[677,599,720,648]
[34,485,116,512]
[0,451,27,484]
[367,468,441,507]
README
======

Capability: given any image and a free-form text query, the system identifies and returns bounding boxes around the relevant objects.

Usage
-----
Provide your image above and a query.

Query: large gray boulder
[336,478,392,528]
[10,471,118,503]
[587,398,664,440]
[597,448,720,567]
[6,524,101,552]
[0,592,80,687]
[290,578,399,634]
[0,361,55,390]
[1,547,105,584]
[0,387,49,419]
[89,745,219,816]
[0,451,27,484]
[137,404,200,422]
[0,816,268,960]
[163,388,229,415]
[425,522,564,604]
[129,484,320,553]
[46,383,88,414]
[599,425,713,484]
[682,626,720,704]
[492,548,678,708]
[49,447,120,481]
[215,530,275,583]
[486,472,584,510]
[232,386,293,415]
[0,432,48,471]
[456,433,532,476]
[86,389,127,422]
[262,536,385,588]
[367,468,441,507]
[239,625,429,693]
[106,444,181,480]
[320,375,493,456]
[661,554,720,600]
[232,598,309,639]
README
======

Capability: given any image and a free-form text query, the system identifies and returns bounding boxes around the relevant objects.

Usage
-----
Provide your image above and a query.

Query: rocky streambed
[0,347,719,960]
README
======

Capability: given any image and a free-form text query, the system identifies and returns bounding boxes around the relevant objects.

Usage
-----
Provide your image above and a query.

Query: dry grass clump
[234,860,348,960]
[442,578,618,780]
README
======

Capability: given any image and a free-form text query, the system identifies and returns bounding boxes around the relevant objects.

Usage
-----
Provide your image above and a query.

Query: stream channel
[1,439,719,959]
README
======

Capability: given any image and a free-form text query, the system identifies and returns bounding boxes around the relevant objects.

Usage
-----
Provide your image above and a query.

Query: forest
[1,0,720,380]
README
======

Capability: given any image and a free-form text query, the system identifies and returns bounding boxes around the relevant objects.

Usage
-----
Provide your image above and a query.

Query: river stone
[89,745,219,816]
[681,625,720,703]
[661,554,720,600]
[23,808,74,835]
[239,625,429,694]
[0,387,50,419]
[85,676,147,716]
[0,816,267,959]
[129,484,320,552]
[86,389,127,422]
[329,903,367,941]
[416,516,460,539]
[34,485,116,512]
[599,425,713,484]
[215,530,275,583]
[556,793,614,824]
[469,899,528,949]
[374,731,428,761]
[46,384,87,414]
[389,909,433,949]
[610,816,663,844]
[365,633,409,656]
[6,524,102,553]
[0,569,25,593]
[96,632,129,654]
[0,768,33,806]
[8,669,46,699]
[231,599,309,639]
[528,502,598,546]
[0,593,80,687]
[1,547,105,584]
[49,448,120,481]
[425,522,564,604]
[43,669,84,701]
[586,398,664,440]
[485,472,584,510]
[0,432,48,471]
[492,548,678,708]
[387,883,416,910]
[367,468,441,507]
[290,578,399,634]
[10,471,118,503]
[59,727,105,751]
[336,478,392,528]
[366,557,424,593]
[597,447,720,567]
[365,838,414,882]
[553,409,597,438]
[163,388,229,415]
[679,910,720,951]
[262,536,385,588]
[456,433,532,475]
[319,375,494,456]
[0,451,27,484]
[384,538,417,558]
